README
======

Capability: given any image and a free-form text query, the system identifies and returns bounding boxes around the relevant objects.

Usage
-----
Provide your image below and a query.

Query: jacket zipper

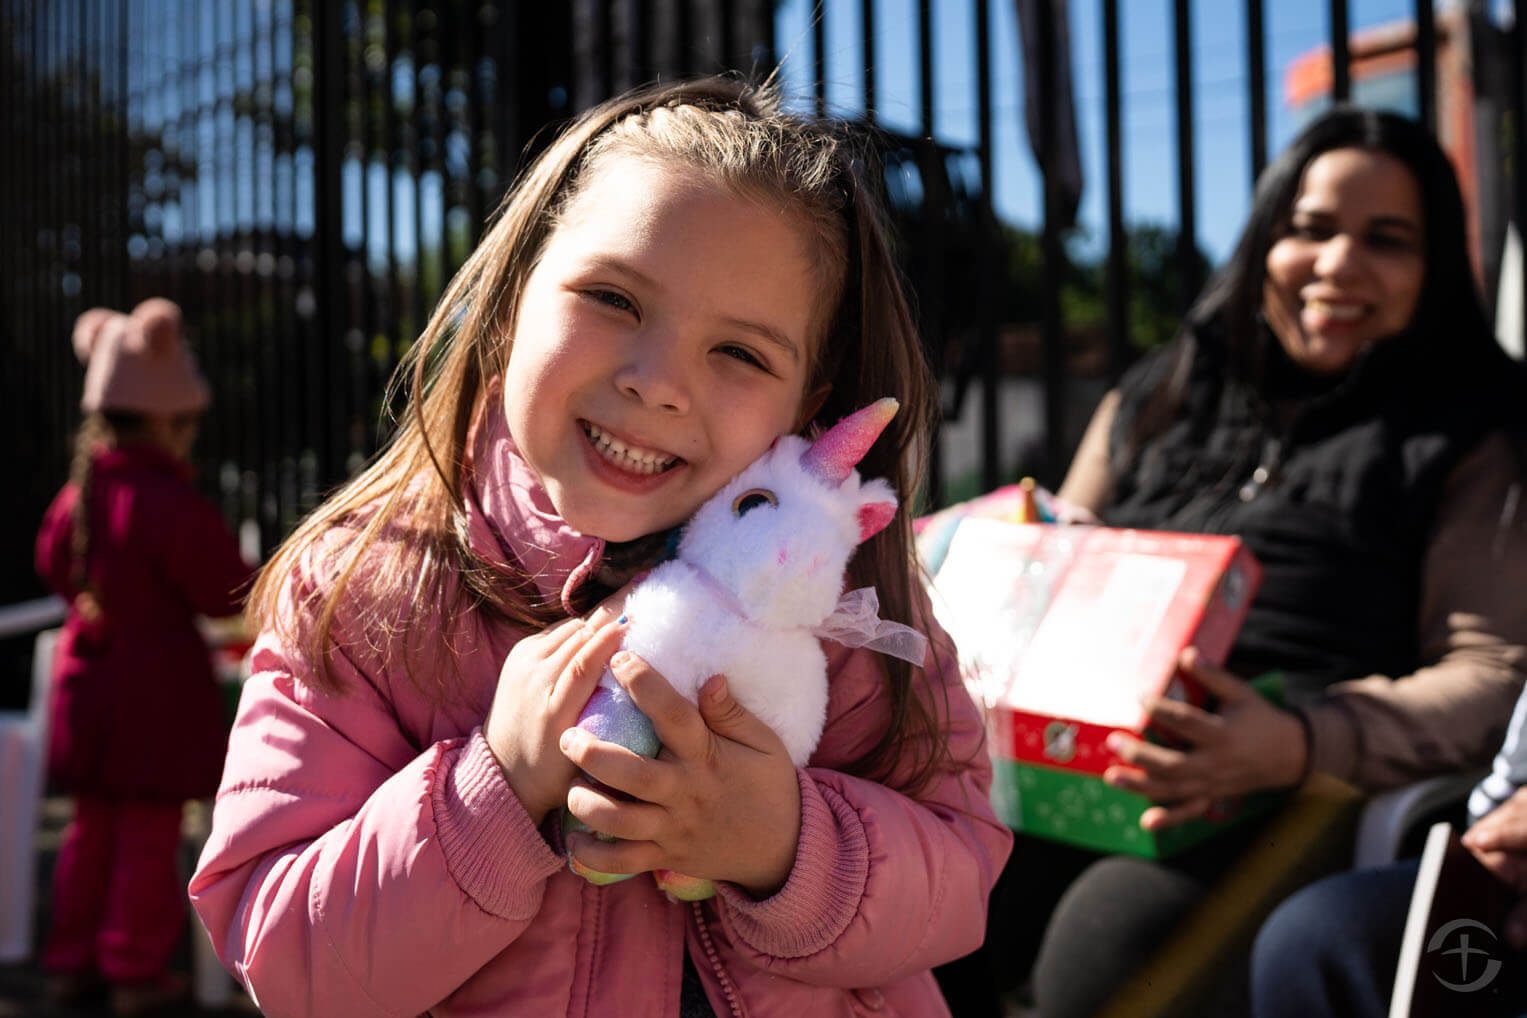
[691,901,744,1018]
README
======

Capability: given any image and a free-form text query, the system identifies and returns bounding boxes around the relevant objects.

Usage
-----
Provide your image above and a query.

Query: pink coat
[35,442,252,802]
[189,422,1012,1017]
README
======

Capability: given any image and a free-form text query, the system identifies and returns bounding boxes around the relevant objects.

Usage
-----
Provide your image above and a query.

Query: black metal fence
[4,0,1524,610]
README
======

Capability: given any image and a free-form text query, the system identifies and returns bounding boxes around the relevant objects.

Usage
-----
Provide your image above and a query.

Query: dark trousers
[41,796,187,984]
[1250,861,1414,1018]
[1252,860,1527,1018]
[938,829,1257,1018]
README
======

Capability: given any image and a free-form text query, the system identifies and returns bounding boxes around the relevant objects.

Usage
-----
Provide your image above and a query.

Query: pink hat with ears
[74,298,210,415]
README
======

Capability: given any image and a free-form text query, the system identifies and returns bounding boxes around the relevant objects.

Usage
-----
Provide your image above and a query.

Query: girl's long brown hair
[68,411,151,599]
[251,76,950,794]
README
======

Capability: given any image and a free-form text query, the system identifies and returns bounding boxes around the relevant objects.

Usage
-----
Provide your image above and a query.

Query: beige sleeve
[1297,432,1527,792]
[1056,389,1121,517]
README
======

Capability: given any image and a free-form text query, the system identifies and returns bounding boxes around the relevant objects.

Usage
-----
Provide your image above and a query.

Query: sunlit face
[145,412,200,461]
[1262,147,1425,375]
[501,155,824,542]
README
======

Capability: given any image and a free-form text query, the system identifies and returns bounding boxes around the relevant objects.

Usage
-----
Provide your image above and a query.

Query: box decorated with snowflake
[922,515,1273,857]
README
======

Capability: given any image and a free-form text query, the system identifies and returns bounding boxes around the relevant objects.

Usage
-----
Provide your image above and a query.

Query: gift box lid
[929,518,1261,763]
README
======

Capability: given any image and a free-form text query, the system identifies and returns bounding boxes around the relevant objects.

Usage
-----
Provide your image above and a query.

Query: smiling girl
[188,78,1010,1018]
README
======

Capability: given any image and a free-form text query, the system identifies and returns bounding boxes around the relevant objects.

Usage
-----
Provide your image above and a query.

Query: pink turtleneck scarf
[462,392,605,616]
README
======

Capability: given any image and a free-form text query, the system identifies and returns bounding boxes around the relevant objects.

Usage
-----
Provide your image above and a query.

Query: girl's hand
[560,655,802,898]
[1102,648,1308,831]
[485,600,627,826]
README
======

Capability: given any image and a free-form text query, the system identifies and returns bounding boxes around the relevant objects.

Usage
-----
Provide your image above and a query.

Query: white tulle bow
[813,587,929,665]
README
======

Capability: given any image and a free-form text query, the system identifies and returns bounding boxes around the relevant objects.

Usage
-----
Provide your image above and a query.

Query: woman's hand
[484,599,628,826]
[1462,788,1527,947]
[1462,787,1527,890]
[1103,647,1309,830]
[560,654,803,898]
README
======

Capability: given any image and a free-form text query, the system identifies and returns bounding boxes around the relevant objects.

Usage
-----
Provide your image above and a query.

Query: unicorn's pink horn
[800,398,899,485]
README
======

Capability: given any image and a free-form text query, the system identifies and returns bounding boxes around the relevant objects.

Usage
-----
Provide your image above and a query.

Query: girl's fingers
[560,728,672,803]
[542,602,625,675]
[584,598,626,631]
[565,830,663,878]
[695,675,783,755]
[565,780,667,842]
[536,614,592,667]
[555,619,627,704]
[609,652,709,758]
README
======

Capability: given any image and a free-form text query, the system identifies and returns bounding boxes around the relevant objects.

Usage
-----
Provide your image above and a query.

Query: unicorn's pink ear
[857,499,897,542]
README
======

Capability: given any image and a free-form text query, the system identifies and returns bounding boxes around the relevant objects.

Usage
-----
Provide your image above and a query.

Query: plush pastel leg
[577,679,660,758]
[562,810,634,886]
[568,677,661,886]
[653,870,716,902]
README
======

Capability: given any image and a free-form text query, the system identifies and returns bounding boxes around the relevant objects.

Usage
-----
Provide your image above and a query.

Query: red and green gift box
[920,508,1276,858]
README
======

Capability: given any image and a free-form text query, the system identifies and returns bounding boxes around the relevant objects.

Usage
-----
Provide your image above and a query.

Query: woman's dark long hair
[1134,106,1521,444]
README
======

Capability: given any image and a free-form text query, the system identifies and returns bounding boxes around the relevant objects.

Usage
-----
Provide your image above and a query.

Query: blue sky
[773,0,1441,264]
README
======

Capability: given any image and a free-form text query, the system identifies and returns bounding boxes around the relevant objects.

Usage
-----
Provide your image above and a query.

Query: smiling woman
[1261,146,1425,375]
[947,106,1527,1018]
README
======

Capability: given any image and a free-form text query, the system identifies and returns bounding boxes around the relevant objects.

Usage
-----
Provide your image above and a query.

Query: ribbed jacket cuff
[1294,700,1362,786]
[715,770,868,959]
[431,729,564,920]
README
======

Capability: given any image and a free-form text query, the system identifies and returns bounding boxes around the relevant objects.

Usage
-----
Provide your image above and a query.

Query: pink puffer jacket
[189,420,1012,1018]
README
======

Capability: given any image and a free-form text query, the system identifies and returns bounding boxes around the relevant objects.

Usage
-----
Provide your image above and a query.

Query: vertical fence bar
[1037,0,1065,482]
[718,0,734,69]
[81,0,98,311]
[313,0,345,483]
[1330,0,1350,103]
[1517,7,1526,360]
[375,0,393,442]
[976,0,998,490]
[43,0,59,446]
[629,0,651,86]
[497,0,522,195]
[252,0,276,549]
[237,0,260,539]
[273,0,298,530]
[1246,0,1266,185]
[1103,0,1128,382]
[918,0,944,503]
[860,0,875,119]
[812,0,826,116]
[1173,0,1199,313]
[37,0,54,504]
[464,0,485,236]
[358,0,379,455]
[1413,0,1435,131]
[215,0,233,509]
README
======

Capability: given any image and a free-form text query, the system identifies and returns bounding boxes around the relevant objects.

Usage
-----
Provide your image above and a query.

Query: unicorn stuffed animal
[569,397,926,900]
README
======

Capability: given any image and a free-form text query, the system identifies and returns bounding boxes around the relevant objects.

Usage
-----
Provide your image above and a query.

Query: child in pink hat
[34,299,252,1016]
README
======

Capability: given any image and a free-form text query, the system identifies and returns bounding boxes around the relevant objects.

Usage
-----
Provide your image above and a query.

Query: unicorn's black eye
[731,488,778,516]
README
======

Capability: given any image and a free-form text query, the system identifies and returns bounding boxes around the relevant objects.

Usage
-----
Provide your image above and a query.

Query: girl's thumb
[699,675,747,731]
